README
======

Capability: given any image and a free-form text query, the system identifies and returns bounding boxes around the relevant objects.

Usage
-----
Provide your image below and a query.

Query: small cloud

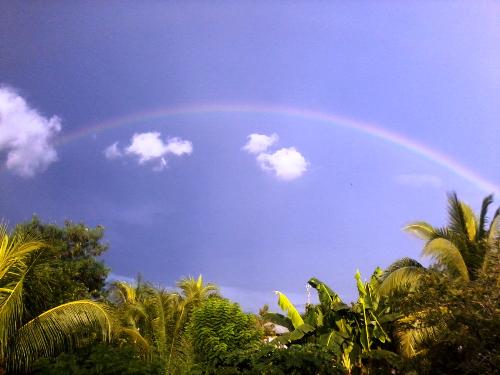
[395,174,443,188]
[163,137,193,156]
[104,142,123,159]
[243,133,308,181]
[257,147,308,181]
[126,132,170,163]
[0,86,61,177]
[243,133,279,154]
[153,157,167,172]
[105,132,192,170]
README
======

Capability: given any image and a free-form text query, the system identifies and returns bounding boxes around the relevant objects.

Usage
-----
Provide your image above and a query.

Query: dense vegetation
[1,193,498,374]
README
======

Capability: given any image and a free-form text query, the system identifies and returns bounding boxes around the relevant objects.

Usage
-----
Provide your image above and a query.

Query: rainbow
[60,103,498,194]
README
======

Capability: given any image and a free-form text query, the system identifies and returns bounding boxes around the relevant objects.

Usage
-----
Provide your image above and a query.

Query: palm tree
[378,193,499,357]
[111,275,218,375]
[165,275,218,374]
[0,225,113,374]
[379,192,499,294]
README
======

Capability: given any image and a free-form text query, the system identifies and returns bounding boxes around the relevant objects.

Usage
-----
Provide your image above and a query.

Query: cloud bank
[243,133,308,180]
[0,86,61,177]
[105,132,193,171]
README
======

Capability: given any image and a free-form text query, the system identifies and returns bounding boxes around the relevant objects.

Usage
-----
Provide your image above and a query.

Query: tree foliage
[187,298,263,372]
[0,225,113,374]
[15,217,110,320]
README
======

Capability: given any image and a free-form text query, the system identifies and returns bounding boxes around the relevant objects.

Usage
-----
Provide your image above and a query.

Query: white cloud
[243,133,279,154]
[104,142,122,159]
[395,173,443,188]
[126,132,167,163]
[163,137,193,156]
[257,147,308,180]
[105,132,192,170]
[0,86,61,177]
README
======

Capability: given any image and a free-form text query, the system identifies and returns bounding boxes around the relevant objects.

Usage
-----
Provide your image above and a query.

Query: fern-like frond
[422,238,469,281]
[10,300,114,372]
[274,291,304,329]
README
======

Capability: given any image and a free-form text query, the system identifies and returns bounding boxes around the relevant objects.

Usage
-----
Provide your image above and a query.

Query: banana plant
[264,291,315,344]
[266,269,400,373]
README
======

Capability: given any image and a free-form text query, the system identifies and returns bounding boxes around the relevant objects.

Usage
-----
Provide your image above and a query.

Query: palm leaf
[447,192,477,241]
[395,308,448,358]
[10,300,114,372]
[0,269,26,359]
[422,238,469,281]
[118,327,151,357]
[478,195,494,240]
[378,266,426,296]
[488,209,500,246]
[274,291,304,329]
[403,222,437,240]
[460,202,478,241]
[378,258,426,295]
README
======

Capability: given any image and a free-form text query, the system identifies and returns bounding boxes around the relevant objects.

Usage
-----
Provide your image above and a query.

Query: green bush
[187,298,263,371]
[31,343,164,375]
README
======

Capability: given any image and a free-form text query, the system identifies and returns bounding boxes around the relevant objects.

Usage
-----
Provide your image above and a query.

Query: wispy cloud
[243,133,279,154]
[395,173,443,188]
[243,133,308,181]
[105,132,193,171]
[104,142,123,159]
[0,86,61,177]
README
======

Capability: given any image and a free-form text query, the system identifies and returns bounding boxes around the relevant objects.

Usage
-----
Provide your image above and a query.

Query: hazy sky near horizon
[1,1,499,310]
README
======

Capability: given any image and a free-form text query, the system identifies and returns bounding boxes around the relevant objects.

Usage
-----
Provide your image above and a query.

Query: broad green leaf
[274,291,304,329]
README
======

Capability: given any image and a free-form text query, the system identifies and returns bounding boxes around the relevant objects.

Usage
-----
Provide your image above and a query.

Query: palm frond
[150,288,167,356]
[0,227,45,359]
[378,263,426,296]
[381,257,424,279]
[460,202,478,241]
[447,192,477,241]
[488,209,500,246]
[396,324,437,358]
[478,195,494,239]
[422,238,469,282]
[0,269,25,359]
[274,291,304,329]
[10,300,114,372]
[403,222,438,240]
[395,307,449,358]
[118,327,151,357]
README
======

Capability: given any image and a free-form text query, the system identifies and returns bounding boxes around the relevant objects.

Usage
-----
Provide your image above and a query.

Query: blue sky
[1,1,499,310]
